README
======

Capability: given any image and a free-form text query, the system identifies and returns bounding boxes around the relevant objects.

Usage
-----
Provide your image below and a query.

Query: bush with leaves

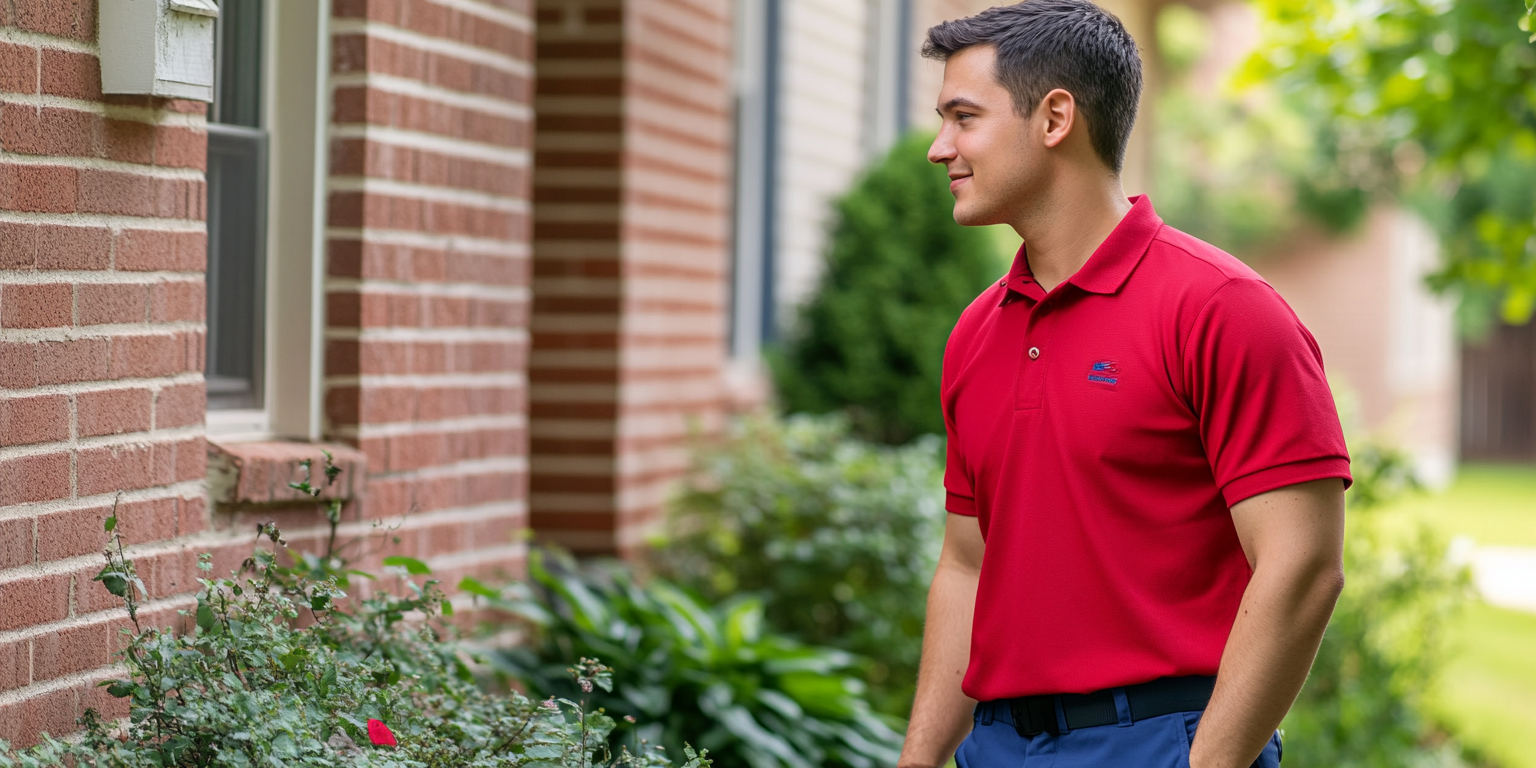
[487,550,904,768]
[0,457,708,768]
[1280,443,1476,768]
[772,131,1002,444]
[655,414,943,717]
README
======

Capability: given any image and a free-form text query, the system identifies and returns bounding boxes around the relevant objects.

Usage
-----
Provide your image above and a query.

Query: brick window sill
[207,439,367,506]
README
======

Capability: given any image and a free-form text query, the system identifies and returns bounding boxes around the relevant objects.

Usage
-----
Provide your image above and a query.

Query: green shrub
[657,414,943,716]
[1281,444,1476,768]
[488,551,904,768]
[0,459,707,768]
[772,132,1001,444]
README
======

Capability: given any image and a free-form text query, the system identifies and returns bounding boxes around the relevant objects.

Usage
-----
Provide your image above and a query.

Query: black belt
[989,675,1216,737]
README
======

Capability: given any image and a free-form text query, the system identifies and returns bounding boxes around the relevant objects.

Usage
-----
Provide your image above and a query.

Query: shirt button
[1028,347,1040,360]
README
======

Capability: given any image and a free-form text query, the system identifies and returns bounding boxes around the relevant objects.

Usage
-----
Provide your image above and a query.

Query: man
[898,3,1351,767]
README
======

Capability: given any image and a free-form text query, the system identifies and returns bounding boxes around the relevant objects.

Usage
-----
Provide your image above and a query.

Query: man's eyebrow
[939,97,985,114]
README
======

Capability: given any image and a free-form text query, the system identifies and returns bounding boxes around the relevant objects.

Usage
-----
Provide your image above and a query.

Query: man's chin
[951,203,996,228]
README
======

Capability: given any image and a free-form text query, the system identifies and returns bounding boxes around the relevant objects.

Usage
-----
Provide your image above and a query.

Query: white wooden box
[99,0,221,102]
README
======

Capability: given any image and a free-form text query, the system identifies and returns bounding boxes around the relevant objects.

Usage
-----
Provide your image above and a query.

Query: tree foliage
[1240,0,1536,322]
[772,132,1001,444]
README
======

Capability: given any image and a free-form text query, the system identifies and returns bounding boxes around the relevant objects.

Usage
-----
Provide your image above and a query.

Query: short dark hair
[923,0,1142,173]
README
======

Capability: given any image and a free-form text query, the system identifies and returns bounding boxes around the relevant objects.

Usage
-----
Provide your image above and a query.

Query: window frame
[204,0,332,442]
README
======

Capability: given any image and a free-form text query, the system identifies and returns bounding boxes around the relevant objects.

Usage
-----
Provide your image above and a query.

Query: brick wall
[529,0,732,556]
[0,0,213,742]
[323,0,535,587]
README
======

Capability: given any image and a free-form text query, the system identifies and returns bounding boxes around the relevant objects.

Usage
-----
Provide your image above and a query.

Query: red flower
[367,719,398,748]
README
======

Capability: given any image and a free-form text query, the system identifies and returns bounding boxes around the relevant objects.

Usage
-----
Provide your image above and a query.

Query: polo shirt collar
[1002,195,1163,303]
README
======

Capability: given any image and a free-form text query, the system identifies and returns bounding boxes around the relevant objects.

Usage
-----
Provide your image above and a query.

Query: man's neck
[1013,179,1133,293]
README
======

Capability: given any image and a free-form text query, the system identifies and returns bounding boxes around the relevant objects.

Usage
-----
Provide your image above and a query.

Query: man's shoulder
[1144,225,1266,288]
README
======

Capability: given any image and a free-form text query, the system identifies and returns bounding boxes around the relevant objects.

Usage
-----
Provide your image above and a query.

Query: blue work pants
[956,698,1282,768]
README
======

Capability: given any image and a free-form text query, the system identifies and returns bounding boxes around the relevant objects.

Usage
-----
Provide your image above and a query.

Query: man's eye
[956,113,974,121]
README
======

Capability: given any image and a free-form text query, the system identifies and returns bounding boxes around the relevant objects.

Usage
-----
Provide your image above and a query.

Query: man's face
[928,45,1043,227]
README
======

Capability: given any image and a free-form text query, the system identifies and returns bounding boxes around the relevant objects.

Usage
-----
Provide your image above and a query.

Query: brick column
[530,0,732,556]
[0,0,212,742]
[324,0,536,585]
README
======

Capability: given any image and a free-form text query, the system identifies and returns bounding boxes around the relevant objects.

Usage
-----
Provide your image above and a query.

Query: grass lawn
[1378,464,1536,548]
[1430,602,1536,768]
[1376,464,1536,768]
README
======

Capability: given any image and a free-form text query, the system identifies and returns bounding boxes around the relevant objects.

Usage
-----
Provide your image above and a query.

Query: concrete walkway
[1472,546,1536,614]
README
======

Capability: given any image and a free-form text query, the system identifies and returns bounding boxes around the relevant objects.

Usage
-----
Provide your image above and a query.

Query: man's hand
[898,513,985,768]
[1190,478,1346,768]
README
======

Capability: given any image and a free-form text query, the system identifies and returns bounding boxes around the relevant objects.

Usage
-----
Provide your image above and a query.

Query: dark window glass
[206,0,268,410]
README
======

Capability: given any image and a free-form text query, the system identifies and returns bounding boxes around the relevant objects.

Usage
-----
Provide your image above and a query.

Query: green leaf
[382,556,431,575]
[457,576,500,599]
[104,515,117,533]
[440,599,454,617]
[195,599,216,633]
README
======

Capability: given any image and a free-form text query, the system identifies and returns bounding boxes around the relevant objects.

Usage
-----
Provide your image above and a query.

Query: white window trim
[206,0,332,443]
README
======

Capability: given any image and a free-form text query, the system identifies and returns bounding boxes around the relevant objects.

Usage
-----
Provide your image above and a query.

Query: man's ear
[1039,88,1076,149]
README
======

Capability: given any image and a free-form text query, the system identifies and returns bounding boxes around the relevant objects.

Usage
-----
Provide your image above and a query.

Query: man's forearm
[1190,559,1344,768]
[898,563,979,768]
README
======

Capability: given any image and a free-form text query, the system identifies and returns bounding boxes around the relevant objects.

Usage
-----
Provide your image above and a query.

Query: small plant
[485,550,904,768]
[0,455,710,768]
[656,413,944,717]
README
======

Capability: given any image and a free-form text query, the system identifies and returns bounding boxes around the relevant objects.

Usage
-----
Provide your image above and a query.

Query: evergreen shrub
[772,132,1002,444]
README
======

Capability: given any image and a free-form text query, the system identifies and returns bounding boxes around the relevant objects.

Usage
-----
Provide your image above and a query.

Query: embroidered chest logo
[1087,360,1120,387]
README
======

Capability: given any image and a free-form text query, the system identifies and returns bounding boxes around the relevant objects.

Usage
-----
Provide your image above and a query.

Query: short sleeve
[1183,278,1352,507]
[942,330,978,517]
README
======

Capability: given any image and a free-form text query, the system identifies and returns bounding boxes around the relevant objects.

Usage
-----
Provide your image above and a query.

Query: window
[204,0,330,441]
[206,0,268,413]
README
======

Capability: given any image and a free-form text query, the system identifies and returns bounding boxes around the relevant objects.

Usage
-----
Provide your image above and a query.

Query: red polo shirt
[943,195,1350,701]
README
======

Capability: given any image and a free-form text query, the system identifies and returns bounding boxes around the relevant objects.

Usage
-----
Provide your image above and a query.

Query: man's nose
[928,129,955,165]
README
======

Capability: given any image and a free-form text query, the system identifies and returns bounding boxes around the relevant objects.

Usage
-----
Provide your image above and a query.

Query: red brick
[0,518,33,570]
[102,118,156,165]
[0,451,69,506]
[0,221,36,268]
[116,229,205,272]
[73,563,125,616]
[0,103,97,157]
[153,382,204,429]
[34,338,110,385]
[0,342,32,388]
[0,282,72,328]
[0,393,69,446]
[151,177,204,220]
[76,168,154,217]
[0,684,78,747]
[77,387,153,438]
[30,619,114,683]
[150,279,203,322]
[40,48,102,101]
[0,637,25,692]
[38,223,112,270]
[106,497,179,547]
[77,282,149,325]
[0,163,78,213]
[13,0,96,43]
[176,495,208,536]
[0,571,70,631]
[108,333,187,379]
[0,42,37,95]
[76,443,159,497]
[35,504,113,562]
[154,125,206,170]
[171,436,206,483]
